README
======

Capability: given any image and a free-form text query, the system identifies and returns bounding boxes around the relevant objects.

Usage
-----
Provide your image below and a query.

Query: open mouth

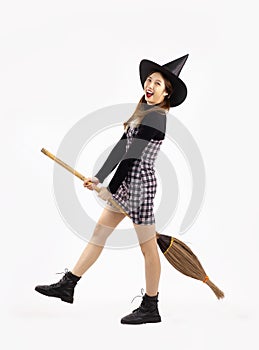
[146,90,154,98]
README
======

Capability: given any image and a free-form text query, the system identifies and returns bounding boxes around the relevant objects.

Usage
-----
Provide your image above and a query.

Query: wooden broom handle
[41,148,130,218]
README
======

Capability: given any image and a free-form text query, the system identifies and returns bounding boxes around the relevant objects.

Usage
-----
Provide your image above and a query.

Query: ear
[163,92,168,96]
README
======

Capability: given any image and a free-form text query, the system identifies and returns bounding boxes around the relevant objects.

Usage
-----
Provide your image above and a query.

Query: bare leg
[71,207,126,277]
[133,223,161,297]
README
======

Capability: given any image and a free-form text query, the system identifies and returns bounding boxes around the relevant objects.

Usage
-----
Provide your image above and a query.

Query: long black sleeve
[94,131,127,183]
[107,111,166,194]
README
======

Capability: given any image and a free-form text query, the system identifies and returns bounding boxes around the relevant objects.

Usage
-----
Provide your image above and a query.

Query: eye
[156,82,161,85]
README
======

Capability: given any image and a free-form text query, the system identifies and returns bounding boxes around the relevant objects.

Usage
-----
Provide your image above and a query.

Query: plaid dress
[106,124,164,225]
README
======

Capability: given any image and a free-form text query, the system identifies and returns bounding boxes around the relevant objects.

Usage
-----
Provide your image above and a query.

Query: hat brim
[139,59,188,107]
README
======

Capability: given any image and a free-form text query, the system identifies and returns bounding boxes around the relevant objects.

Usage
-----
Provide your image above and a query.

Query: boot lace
[48,268,69,288]
[131,288,144,303]
[131,288,146,313]
[56,268,69,276]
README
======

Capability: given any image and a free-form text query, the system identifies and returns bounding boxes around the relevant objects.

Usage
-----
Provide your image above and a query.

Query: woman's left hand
[97,186,113,201]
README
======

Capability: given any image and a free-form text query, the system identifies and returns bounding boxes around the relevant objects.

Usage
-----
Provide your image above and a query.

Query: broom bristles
[157,234,225,300]
[206,280,225,300]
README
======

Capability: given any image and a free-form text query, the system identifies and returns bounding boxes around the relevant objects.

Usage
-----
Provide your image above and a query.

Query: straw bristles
[156,233,224,300]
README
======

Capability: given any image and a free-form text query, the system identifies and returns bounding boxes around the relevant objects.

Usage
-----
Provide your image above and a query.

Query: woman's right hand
[83,176,100,190]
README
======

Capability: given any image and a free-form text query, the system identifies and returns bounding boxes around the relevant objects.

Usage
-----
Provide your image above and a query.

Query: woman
[35,54,189,325]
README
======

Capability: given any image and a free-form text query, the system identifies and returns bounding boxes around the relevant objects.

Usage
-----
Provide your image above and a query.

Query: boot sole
[121,316,161,325]
[35,287,73,304]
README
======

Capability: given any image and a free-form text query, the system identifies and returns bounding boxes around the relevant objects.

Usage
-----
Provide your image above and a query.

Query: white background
[1,0,258,349]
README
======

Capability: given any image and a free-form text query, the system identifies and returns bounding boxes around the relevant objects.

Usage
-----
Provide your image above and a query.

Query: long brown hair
[123,71,173,131]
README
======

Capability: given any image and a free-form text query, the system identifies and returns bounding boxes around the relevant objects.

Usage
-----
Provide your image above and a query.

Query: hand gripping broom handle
[41,148,131,218]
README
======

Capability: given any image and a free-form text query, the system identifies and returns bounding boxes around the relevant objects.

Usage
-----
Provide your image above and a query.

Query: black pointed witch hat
[139,54,189,107]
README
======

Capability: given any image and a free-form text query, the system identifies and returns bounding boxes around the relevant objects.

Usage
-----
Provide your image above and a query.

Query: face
[144,72,168,105]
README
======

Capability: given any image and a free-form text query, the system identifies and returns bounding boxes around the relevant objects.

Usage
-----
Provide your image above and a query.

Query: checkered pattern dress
[106,125,164,225]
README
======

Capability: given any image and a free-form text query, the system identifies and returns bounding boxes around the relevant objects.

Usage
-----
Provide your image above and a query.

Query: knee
[140,245,147,256]
[140,237,158,256]
[139,241,150,256]
[89,222,114,246]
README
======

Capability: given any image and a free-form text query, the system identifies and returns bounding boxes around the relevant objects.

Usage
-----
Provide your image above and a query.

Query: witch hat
[139,54,189,107]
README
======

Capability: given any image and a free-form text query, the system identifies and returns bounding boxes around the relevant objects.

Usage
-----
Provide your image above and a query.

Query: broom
[41,148,224,300]
[156,234,224,299]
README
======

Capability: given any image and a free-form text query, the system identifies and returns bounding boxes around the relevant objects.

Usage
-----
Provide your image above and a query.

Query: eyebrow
[148,76,162,82]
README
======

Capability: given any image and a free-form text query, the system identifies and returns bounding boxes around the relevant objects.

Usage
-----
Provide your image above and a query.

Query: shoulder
[136,111,166,140]
[141,110,166,130]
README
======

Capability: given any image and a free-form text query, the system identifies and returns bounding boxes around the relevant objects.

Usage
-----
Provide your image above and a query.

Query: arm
[107,111,166,194]
[94,131,127,183]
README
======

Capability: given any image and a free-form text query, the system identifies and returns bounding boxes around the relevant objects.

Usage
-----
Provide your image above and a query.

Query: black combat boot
[35,268,81,304]
[121,291,161,325]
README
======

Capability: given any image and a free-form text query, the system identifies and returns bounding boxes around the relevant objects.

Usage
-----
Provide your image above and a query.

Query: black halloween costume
[94,103,166,225]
